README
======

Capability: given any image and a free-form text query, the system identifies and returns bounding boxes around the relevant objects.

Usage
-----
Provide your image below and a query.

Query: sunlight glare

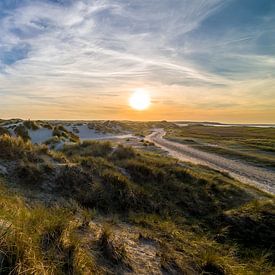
[129,89,151,111]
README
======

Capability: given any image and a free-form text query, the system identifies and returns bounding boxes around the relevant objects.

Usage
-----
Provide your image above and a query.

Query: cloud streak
[0,0,274,122]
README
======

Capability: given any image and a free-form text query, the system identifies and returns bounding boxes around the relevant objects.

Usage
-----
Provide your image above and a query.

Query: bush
[15,161,44,185]
[44,136,60,147]
[23,120,39,130]
[42,122,53,130]
[81,141,112,157]
[68,132,79,143]
[223,199,275,254]
[52,126,64,138]
[123,159,165,184]
[100,170,136,211]
[79,156,114,175]
[0,126,10,136]
[63,141,112,158]
[54,165,94,204]
[52,126,79,143]
[0,134,34,160]
[14,125,30,141]
[111,145,136,160]
[99,169,152,212]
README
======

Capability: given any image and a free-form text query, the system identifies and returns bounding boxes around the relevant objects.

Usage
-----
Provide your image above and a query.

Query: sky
[0,0,275,123]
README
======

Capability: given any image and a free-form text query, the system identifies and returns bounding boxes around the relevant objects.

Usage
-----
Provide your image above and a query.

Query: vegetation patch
[15,160,44,185]
[23,120,40,130]
[0,134,35,160]
[222,199,275,257]
[63,140,112,158]
[14,125,30,141]
[0,127,10,136]
[0,128,274,274]
[111,144,136,160]
[52,125,79,143]
[166,125,275,169]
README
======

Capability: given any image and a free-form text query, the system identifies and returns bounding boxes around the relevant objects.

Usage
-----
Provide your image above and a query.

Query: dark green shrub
[23,120,39,130]
[101,169,135,211]
[52,126,63,138]
[223,200,275,254]
[79,156,114,175]
[111,145,136,160]
[14,125,30,141]
[0,126,10,136]
[172,167,195,182]
[99,169,154,212]
[16,161,43,185]
[69,133,79,143]
[54,165,93,201]
[81,141,112,156]
[52,125,79,143]
[42,122,53,130]
[123,159,165,184]
[44,136,61,148]
[63,141,112,158]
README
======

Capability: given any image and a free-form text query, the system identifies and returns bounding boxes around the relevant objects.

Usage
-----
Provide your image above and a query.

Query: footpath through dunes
[146,129,275,194]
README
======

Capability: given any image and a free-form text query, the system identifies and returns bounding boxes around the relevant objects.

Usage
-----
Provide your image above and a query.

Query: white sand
[3,122,23,136]
[29,128,53,144]
[2,122,134,146]
[65,124,133,141]
[65,124,108,140]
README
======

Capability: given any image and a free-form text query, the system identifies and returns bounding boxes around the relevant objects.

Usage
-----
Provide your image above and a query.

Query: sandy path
[146,129,275,194]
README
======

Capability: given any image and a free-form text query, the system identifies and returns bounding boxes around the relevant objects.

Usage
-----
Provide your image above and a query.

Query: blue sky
[0,0,274,122]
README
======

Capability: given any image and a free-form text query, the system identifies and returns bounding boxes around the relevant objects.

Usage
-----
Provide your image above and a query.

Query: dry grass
[0,134,34,160]
[0,132,274,274]
[0,180,103,274]
[166,125,275,168]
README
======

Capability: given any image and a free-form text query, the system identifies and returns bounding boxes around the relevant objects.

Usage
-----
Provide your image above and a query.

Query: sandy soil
[29,128,53,144]
[65,124,133,141]
[146,129,275,194]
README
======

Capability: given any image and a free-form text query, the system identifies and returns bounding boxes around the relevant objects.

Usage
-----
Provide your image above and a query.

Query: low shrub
[15,161,44,185]
[123,159,166,184]
[68,132,80,143]
[23,120,39,130]
[0,134,34,160]
[99,169,153,212]
[14,125,30,141]
[44,136,62,150]
[0,127,10,136]
[100,169,136,211]
[223,199,275,254]
[111,144,136,160]
[63,141,112,158]
[54,165,94,204]
[79,156,114,175]
[42,122,53,130]
[47,150,68,163]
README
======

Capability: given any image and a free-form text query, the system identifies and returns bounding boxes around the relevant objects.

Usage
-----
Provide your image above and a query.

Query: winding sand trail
[146,129,275,194]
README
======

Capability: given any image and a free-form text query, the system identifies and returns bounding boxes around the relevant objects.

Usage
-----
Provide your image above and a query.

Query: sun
[129,89,151,110]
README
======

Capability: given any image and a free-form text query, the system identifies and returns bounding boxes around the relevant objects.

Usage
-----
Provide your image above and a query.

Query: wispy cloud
[0,0,274,121]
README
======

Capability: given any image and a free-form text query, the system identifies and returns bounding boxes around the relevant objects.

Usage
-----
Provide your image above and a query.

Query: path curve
[146,129,275,194]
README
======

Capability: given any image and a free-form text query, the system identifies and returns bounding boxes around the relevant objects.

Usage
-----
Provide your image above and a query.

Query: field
[165,125,275,170]
[0,121,274,274]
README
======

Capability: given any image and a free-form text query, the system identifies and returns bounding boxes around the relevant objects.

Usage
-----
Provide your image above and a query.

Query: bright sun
[129,89,151,110]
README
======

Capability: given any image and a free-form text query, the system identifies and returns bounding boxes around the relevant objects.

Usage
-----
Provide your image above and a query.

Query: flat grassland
[165,125,275,169]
